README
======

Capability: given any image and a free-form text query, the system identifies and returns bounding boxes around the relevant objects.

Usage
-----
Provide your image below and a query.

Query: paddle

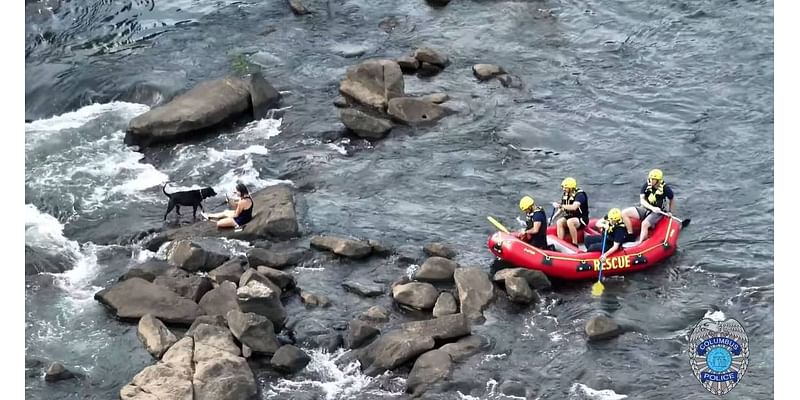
[591,226,608,297]
[548,205,561,226]
[653,209,691,228]
[487,216,510,234]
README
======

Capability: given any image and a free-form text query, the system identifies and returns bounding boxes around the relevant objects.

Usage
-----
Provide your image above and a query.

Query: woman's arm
[233,198,246,217]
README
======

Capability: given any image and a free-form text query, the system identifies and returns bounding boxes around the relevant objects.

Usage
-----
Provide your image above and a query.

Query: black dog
[162,182,217,220]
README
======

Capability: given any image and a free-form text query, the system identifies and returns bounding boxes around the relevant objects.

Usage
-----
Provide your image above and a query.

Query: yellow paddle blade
[591,281,605,297]
[486,216,510,233]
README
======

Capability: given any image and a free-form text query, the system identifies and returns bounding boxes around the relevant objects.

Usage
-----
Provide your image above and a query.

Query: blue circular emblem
[706,347,733,372]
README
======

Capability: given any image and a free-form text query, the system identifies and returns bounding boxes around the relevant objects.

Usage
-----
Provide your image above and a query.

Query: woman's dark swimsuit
[233,197,253,227]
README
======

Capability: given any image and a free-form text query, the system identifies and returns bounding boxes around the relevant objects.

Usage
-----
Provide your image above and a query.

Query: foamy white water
[268,349,404,400]
[569,383,628,400]
[25,204,103,300]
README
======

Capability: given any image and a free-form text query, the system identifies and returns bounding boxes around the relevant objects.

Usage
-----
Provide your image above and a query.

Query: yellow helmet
[561,177,577,190]
[648,169,663,181]
[608,208,622,223]
[519,196,535,211]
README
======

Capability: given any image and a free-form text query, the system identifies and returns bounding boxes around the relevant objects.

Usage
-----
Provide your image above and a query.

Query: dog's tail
[162,181,172,197]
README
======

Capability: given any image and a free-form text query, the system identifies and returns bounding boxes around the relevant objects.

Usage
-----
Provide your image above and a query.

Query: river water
[25,0,773,398]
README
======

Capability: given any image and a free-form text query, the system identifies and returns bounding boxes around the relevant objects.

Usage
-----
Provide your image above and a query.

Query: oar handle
[598,228,608,282]
[653,209,683,223]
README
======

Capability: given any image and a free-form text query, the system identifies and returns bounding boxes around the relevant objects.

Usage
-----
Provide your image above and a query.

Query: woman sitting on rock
[202,183,254,229]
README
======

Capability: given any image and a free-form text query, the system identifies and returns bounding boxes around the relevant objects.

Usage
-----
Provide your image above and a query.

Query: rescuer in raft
[552,177,589,247]
[584,207,631,263]
[514,195,549,249]
[621,168,675,243]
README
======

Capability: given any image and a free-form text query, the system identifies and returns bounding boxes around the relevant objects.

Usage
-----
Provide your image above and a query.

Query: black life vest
[604,218,626,234]
[525,206,545,230]
[644,181,668,210]
[525,206,548,248]
[561,188,588,221]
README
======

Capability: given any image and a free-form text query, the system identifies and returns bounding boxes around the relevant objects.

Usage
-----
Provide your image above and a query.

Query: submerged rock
[310,235,373,258]
[271,345,311,374]
[44,362,75,382]
[585,315,622,341]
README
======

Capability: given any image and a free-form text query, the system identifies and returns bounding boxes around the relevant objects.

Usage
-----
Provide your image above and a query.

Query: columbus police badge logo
[688,318,749,395]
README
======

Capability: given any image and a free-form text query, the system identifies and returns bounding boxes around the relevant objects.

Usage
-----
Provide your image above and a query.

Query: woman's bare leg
[205,210,235,219]
[216,217,238,229]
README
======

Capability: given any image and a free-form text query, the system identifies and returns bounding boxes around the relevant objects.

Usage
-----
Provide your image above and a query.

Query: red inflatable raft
[487,216,685,280]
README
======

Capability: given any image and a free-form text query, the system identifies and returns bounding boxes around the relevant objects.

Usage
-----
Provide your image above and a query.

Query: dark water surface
[25,0,773,398]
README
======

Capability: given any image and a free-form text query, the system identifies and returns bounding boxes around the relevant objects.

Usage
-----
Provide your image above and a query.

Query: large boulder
[193,354,257,400]
[95,278,201,325]
[387,97,448,125]
[360,305,390,322]
[120,336,194,400]
[190,328,256,400]
[245,72,281,120]
[415,257,457,282]
[454,267,494,322]
[357,332,435,376]
[125,74,280,147]
[167,240,229,273]
[234,184,299,240]
[392,282,438,310]
[198,281,240,318]
[153,267,213,303]
[472,64,506,81]
[339,59,404,111]
[208,257,248,286]
[400,313,470,340]
[406,350,452,396]
[505,276,538,305]
[247,247,308,270]
[338,108,394,140]
[143,185,300,249]
[585,316,622,341]
[190,323,241,359]
[237,280,286,331]
[186,315,228,337]
[345,320,380,349]
[138,314,178,359]
[255,266,295,290]
[238,269,282,293]
[120,260,171,282]
[271,345,311,374]
[422,243,456,259]
[310,235,373,258]
[492,268,551,290]
[227,310,281,355]
[432,292,458,317]
[413,48,449,68]
[439,335,482,362]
